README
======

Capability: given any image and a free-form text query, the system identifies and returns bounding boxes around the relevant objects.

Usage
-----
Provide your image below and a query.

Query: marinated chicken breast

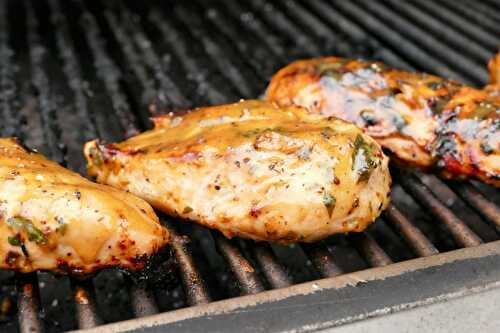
[0,138,168,274]
[267,57,500,186]
[84,100,391,243]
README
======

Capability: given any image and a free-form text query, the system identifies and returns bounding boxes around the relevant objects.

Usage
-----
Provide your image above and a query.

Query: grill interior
[1,0,500,332]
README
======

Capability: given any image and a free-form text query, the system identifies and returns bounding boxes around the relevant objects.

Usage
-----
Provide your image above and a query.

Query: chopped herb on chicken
[352,135,378,183]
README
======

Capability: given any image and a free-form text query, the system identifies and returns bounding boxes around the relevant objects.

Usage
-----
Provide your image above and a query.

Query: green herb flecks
[7,216,48,245]
[7,235,21,247]
[182,206,193,214]
[352,135,378,183]
[323,193,336,217]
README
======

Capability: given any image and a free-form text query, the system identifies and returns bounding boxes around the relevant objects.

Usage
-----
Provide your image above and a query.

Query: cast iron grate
[0,0,499,332]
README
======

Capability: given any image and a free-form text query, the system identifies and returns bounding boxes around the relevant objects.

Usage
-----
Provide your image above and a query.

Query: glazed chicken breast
[84,100,391,243]
[0,138,168,274]
[267,56,500,186]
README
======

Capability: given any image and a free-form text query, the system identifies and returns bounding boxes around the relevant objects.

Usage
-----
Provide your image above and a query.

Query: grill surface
[0,0,499,332]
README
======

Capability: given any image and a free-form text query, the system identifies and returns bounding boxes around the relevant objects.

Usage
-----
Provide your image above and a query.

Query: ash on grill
[0,0,499,332]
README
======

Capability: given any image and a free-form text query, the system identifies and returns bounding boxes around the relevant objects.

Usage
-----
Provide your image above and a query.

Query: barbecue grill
[1,0,500,332]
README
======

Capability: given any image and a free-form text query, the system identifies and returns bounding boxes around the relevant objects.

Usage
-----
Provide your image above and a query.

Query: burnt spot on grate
[0,0,499,332]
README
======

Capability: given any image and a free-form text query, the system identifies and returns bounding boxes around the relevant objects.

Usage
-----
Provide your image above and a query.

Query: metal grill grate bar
[385,0,491,62]
[0,1,20,138]
[354,0,487,84]
[147,10,231,105]
[450,183,500,230]
[16,274,43,333]
[350,233,393,267]
[72,282,102,329]
[129,285,159,318]
[398,173,483,248]
[384,205,439,257]
[114,6,190,111]
[302,243,344,278]
[415,0,500,50]
[162,219,211,306]
[173,4,260,99]
[247,0,322,57]
[331,0,468,82]
[250,244,292,289]
[212,233,264,295]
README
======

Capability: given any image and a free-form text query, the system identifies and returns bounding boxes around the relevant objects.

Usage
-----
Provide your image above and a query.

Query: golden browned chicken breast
[267,57,500,187]
[0,138,168,274]
[84,100,391,243]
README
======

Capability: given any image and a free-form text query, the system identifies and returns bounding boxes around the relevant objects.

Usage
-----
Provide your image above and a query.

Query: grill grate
[0,1,499,332]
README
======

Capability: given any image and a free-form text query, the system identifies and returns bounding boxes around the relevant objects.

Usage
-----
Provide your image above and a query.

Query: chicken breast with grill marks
[84,100,391,243]
[0,138,168,274]
[267,57,500,186]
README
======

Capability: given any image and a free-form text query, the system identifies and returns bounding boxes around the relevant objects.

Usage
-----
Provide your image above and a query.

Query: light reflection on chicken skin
[84,100,391,244]
[0,138,168,274]
[267,56,500,186]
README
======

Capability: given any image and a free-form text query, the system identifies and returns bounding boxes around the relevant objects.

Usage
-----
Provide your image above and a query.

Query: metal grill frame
[79,240,500,333]
[0,0,499,332]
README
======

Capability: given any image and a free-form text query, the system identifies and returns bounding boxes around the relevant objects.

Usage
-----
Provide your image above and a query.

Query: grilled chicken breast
[267,57,500,186]
[0,138,168,274]
[84,100,391,243]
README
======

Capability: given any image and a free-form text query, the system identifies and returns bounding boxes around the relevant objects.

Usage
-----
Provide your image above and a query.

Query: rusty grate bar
[16,274,43,333]
[384,205,439,257]
[349,233,394,267]
[449,183,500,230]
[250,243,292,289]
[129,285,158,318]
[301,243,344,278]
[212,233,264,295]
[162,219,211,306]
[72,282,102,329]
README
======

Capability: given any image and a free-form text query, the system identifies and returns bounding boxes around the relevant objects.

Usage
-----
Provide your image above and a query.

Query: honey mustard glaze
[267,57,499,186]
[85,100,391,243]
[0,138,168,274]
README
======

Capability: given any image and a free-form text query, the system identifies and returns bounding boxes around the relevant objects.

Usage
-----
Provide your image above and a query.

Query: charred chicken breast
[0,138,168,274]
[84,100,391,243]
[267,57,500,186]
